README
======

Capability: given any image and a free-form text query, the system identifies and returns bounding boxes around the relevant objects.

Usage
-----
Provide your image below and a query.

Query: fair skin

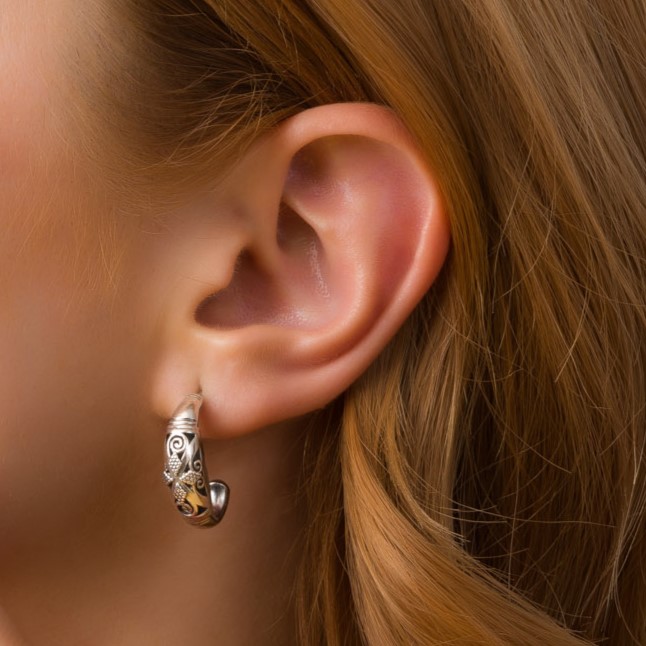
[0,3,450,645]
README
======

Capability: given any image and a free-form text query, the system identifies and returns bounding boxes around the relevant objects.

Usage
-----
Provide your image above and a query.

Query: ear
[151,103,450,437]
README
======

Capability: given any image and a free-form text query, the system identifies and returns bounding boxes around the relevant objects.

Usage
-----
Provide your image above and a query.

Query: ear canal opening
[193,248,275,328]
[193,202,330,330]
[276,201,316,253]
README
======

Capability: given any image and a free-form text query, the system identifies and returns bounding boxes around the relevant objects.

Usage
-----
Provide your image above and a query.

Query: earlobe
[151,104,450,436]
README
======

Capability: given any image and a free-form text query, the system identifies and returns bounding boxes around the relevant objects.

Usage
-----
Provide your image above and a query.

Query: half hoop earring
[162,394,229,528]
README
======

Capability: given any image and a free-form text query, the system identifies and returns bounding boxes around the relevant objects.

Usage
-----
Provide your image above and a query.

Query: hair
[68,1,646,643]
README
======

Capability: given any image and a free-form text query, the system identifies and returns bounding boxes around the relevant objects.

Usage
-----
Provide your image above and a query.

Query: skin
[0,2,450,644]
[0,4,306,644]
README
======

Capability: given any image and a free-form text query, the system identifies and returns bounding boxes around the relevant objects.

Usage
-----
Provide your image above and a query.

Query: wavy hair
[70,1,646,643]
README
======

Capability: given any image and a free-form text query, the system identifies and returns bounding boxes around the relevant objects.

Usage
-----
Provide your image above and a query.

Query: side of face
[0,0,450,575]
[0,2,164,555]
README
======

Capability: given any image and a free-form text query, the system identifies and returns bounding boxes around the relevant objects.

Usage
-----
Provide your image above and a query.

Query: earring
[162,393,229,528]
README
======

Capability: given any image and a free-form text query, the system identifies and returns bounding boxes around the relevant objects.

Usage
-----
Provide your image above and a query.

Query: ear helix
[162,394,229,528]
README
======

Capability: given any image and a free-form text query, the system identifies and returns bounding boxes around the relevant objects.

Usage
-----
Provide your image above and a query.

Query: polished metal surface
[163,394,229,527]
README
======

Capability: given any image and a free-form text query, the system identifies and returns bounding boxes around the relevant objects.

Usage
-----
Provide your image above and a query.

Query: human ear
[151,103,451,437]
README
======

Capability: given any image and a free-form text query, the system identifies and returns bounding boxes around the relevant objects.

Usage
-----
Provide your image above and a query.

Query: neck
[0,418,307,645]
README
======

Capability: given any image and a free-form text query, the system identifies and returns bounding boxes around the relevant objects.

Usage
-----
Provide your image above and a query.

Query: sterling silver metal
[162,394,229,528]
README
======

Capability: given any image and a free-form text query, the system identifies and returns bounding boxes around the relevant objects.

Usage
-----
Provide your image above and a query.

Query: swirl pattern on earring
[162,394,229,528]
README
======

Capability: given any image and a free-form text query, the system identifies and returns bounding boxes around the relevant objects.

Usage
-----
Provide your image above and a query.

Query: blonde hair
[71,1,646,643]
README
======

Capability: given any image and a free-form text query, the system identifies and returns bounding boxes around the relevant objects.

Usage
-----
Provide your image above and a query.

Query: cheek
[0,178,156,555]
[0,233,142,547]
[0,2,160,556]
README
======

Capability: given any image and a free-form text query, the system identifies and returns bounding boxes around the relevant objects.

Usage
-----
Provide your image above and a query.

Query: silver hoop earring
[162,394,229,528]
